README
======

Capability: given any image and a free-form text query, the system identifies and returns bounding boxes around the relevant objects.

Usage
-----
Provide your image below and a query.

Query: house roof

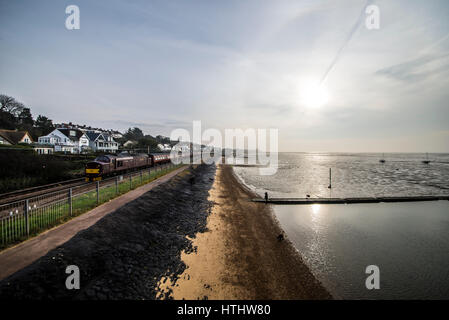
[38,132,59,139]
[56,128,85,141]
[85,132,103,141]
[103,133,114,141]
[0,129,33,144]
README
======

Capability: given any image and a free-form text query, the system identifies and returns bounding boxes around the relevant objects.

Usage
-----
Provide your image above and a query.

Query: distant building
[54,123,123,140]
[123,140,137,148]
[85,132,119,153]
[33,144,54,155]
[171,141,190,153]
[110,131,123,139]
[0,129,33,145]
[38,126,120,154]
[38,128,89,154]
[157,143,172,151]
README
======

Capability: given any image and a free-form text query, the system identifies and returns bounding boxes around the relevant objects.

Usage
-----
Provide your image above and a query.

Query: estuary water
[233,153,449,299]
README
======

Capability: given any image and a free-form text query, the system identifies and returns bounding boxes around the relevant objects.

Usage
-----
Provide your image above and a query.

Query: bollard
[115,176,119,195]
[69,188,73,217]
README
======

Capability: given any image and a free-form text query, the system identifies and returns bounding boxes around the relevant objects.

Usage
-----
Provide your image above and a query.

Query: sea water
[233,153,449,299]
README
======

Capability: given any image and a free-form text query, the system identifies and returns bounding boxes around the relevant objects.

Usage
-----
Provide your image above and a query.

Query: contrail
[419,32,449,55]
[319,0,373,85]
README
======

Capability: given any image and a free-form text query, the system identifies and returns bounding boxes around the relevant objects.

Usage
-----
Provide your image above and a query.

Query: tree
[18,107,34,130]
[35,115,54,135]
[0,110,17,129]
[155,135,170,144]
[137,136,158,151]
[124,127,144,141]
[0,94,27,129]
[0,94,24,118]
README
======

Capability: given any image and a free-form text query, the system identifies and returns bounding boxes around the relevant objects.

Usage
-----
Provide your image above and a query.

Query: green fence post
[116,176,119,195]
[129,175,132,190]
[69,188,73,217]
[96,181,100,205]
[24,199,29,236]
[1,218,4,246]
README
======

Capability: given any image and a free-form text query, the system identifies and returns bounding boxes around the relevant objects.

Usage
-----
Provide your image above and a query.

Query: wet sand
[159,164,331,300]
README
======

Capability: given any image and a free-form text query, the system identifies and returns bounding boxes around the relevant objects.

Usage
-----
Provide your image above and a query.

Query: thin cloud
[376,53,449,82]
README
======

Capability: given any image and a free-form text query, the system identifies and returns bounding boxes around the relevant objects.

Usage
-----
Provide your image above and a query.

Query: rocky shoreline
[0,164,216,299]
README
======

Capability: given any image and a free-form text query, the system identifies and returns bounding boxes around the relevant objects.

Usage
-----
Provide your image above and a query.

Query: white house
[33,144,54,155]
[0,129,33,145]
[157,143,172,151]
[85,132,119,153]
[110,131,123,139]
[123,140,137,148]
[38,128,89,154]
[37,132,62,145]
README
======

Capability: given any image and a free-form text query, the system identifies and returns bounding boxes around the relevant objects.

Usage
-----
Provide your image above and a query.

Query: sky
[0,0,448,152]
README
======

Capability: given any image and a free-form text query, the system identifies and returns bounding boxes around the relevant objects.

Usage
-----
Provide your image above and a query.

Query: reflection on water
[275,201,449,299]
[233,153,449,299]
[233,153,449,198]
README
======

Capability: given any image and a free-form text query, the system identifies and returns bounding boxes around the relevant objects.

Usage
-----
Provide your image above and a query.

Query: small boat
[379,153,385,163]
[422,153,430,164]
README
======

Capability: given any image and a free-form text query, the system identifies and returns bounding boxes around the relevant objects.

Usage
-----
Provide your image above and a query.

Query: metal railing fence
[0,162,180,249]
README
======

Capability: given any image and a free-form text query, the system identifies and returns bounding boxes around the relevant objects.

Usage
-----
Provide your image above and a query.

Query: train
[85,152,171,181]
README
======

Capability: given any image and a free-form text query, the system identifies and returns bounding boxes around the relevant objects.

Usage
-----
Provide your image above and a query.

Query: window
[95,156,110,163]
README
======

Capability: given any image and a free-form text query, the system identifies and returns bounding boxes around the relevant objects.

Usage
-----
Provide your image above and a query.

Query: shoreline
[0,164,331,299]
[159,164,331,300]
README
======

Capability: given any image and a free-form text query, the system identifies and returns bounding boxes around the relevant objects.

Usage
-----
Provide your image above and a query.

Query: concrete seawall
[253,195,449,205]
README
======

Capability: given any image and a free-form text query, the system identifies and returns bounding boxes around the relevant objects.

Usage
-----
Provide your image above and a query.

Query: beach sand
[158,164,331,300]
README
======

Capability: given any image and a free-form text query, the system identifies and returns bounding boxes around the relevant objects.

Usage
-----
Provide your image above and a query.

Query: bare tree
[0,94,25,117]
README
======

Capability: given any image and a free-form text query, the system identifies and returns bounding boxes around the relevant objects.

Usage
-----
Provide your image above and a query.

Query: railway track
[0,178,88,205]
[0,164,174,222]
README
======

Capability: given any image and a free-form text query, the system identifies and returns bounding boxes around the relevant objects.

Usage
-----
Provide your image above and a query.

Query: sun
[301,83,329,109]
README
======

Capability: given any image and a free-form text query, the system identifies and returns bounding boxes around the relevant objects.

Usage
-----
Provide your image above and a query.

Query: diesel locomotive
[85,153,171,181]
